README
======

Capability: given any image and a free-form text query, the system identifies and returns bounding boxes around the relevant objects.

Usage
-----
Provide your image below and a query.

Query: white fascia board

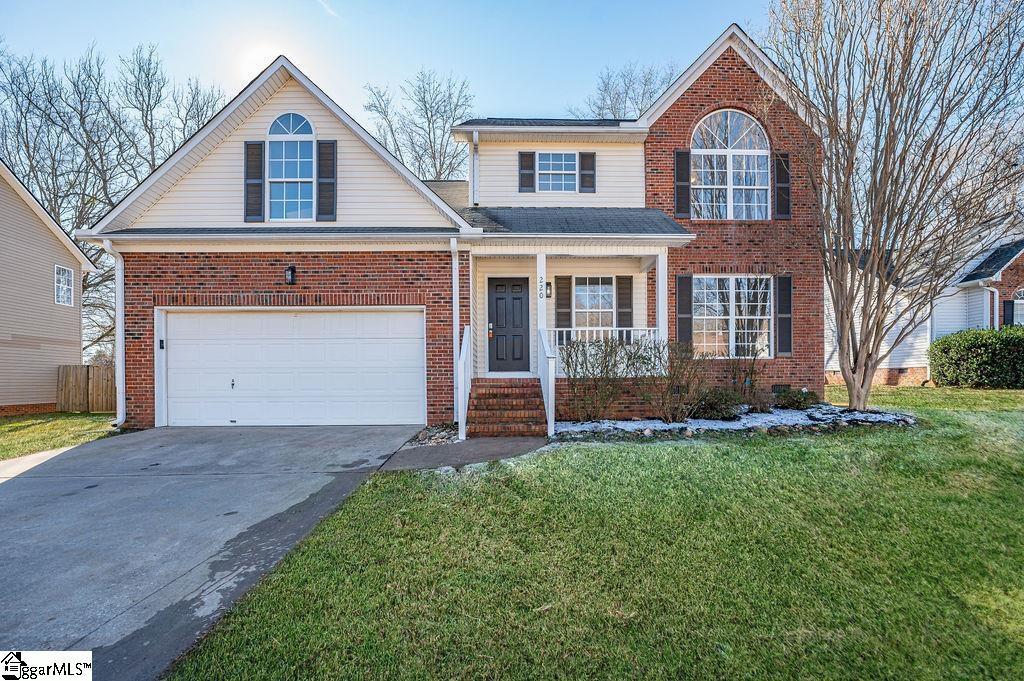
[74,230,477,243]
[86,56,480,236]
[633,23,820,131]
[0,158,96,272]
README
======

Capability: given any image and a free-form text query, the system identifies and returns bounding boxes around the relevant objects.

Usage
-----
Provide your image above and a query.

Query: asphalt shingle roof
[457,118,633,127]
[960,238,1024,283]
[462,207,690,235]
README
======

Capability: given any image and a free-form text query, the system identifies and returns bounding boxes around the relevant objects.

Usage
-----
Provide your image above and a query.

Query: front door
[488,278,530,371]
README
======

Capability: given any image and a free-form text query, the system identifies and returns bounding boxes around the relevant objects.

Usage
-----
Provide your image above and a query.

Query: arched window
[267,113,315,220]
[690,109,770,220]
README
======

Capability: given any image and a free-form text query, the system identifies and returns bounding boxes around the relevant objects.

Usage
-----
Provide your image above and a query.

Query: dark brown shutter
[774,153,791,220]
[1004,299,1015,326]
[776,275,793,356]
[615,276,633,327]
[316,140,337,222]
[674,150,690,218]
[579,152,596,193]
[519,152,535,192]
[676,274,693,344]
[244,141,264,222]
[555,276,572,328]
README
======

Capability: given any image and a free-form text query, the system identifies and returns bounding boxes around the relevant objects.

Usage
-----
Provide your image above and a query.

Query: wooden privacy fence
[57,365,115,413]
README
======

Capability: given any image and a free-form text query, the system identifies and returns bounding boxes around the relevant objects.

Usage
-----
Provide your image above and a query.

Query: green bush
[928,326,1024,388]
[773,387,820,410]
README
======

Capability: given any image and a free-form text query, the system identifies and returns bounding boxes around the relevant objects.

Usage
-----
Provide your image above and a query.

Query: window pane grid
[538,152,577,192]
[692,275,772,357]
[269,137,314,220]
[689,110,771,220]
[55,266,73,306]
[573,276,614,328]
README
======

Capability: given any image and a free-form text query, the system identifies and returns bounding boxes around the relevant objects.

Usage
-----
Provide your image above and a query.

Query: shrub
[690,387,743,421]
[629,340,710,423]
[929,326,1024,388]
[559,338,630,421]
[773,387,819,410]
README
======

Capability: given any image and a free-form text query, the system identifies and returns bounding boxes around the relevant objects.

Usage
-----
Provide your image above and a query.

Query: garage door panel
[165,310,426,426]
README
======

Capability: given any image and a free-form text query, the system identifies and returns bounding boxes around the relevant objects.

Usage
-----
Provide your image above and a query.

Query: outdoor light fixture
[545,281,553,298]
[285,265,296,285]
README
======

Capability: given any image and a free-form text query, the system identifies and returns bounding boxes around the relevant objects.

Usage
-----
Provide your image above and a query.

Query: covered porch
[455,241,673,439]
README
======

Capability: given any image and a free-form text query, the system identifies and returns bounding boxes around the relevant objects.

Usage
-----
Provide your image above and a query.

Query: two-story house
[76,24,822,438]
[1,157,95,416]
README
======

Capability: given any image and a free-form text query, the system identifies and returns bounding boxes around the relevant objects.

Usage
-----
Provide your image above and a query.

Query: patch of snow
[554,404,913,437]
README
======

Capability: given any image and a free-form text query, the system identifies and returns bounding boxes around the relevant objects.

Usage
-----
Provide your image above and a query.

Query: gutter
[101,239,127,429]
[75,230,477,243]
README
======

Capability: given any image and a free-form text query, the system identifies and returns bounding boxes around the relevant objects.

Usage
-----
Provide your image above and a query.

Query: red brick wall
[825,367,929,387]
[995,255,1024,325]
[0,402,57,417]
[122,250,466,430]
[645,47,824,394]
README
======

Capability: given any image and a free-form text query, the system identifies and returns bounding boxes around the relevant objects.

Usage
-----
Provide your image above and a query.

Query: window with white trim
[574,276,614,327]
[692,275,772,357]
[267,113,315,220]
[691,110,770,220]
[1014,288,1024,324]
[54,265,74,306]
[538,152,577,192]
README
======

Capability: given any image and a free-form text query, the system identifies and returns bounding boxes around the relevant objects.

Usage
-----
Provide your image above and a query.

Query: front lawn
[0,412,113,461]
[170,388,1024,679]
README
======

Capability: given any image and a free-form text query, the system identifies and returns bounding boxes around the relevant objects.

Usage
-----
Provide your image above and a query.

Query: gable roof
[960,237,1024,284]
[83,56,477,235]
[630,24,815,129]
[0,156,96,272]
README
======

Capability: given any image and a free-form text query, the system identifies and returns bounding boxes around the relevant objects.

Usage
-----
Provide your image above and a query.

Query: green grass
[169,388,1024,679]
[0,412,113,461]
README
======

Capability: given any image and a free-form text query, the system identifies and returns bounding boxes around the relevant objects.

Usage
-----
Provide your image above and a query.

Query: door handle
[231,379,235,390]
[488,322,493,340]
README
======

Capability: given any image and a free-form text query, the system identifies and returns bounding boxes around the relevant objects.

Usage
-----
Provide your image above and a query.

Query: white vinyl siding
[0,173,81,406]
[966,288,989,329]
[132,78,451,229]
[824,292,931,371]
[476,142,644,207]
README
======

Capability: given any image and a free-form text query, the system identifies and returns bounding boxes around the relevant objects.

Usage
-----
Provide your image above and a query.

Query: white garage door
[164,310,425,426]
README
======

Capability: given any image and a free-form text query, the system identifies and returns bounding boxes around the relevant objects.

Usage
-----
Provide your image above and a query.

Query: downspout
[471,131,480,206]
[926,303,934,383]
[101,239,126,428]
[450,237,460,421]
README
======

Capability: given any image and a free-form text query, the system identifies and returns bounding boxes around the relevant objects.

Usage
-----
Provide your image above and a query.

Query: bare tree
[364,69,474,180]
[0,44,222,359]
[569,61,677,119]
[758,0,1024,409]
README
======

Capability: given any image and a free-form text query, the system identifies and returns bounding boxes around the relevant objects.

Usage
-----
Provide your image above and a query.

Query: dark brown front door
[488,278,530,372]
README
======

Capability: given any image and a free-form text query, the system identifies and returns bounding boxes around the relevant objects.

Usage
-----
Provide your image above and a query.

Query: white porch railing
[547,327,660,375]
[538,329,557,437]
[457,325,472,441]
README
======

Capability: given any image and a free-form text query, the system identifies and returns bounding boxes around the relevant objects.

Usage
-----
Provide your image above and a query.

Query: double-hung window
[538,152,577,192]
[54,265,73,306]
[692,275,772,357]
[268,113,315,220]
[691,110,770,220]
[1014,288,1024,325]
[574,276,614,328]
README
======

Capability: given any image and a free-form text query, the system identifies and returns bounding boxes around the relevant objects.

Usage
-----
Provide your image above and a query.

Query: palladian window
[690,110,770,220]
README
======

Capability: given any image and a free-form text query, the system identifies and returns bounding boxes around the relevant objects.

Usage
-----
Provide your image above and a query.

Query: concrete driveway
[0,425,418,680]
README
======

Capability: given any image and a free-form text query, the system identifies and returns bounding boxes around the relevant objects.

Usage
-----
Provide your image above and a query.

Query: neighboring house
[0,158,96,416]
[76,24,823,437]
[824,213,1024,385]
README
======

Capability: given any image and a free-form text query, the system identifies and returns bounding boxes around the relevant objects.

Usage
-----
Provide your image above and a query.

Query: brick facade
[825,367,929,387]
[994,254,1024,325]
[122,250,467,430]
[0,402,57,417]
[645,47,824,395]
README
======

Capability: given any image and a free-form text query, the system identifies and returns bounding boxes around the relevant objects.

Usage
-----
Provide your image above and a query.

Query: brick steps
[466,378,548,438]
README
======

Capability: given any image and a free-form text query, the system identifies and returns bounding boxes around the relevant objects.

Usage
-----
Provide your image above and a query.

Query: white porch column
[657,250,669,341]
[451,238,460,417]
[536,253,547,331]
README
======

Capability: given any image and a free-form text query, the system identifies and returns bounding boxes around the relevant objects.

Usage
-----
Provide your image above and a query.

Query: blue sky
[1,0,769,125]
